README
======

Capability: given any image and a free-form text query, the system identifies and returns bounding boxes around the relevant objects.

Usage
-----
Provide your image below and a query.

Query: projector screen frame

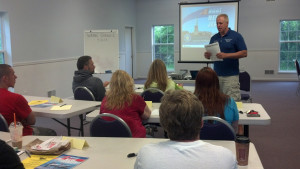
[178,1,239,63]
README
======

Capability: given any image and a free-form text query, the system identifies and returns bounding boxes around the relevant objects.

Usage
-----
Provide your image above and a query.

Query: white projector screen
[179,1,239,63]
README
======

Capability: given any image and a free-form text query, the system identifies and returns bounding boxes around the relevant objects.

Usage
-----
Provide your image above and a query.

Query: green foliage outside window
[153,25,174,71]
[0,53,4,64]
[0,21,2,51]
[0,22,4,64]
[280,20,300,71]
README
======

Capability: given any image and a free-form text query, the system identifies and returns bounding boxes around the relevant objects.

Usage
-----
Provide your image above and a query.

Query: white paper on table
[152,109,159,116]
[204,42,223,61]
[31,137,69,151]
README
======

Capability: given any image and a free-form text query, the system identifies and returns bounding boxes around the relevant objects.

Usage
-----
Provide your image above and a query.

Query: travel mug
[235,136,250,166]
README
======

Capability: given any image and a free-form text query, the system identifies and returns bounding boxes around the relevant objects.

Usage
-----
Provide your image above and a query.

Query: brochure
[35,154,88,169]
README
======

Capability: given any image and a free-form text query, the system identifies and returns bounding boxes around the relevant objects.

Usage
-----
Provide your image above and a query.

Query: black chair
[0,114,9,132]
[239,71,252,102]
[200,116,236,141]
[74,86,95,101]
[140,88,164,103]
[295,60,300,96]
[140,88,164,136]
[74,86,97,136]
[90,113,132,137]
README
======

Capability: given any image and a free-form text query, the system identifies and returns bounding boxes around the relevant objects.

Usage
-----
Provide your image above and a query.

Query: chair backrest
[295,60,300,79]
[200,116,236,141]
[74,86,95,101]
[0,114,9,132]
[90,113,132,137]
[239,71,252,102]
[239,71,251,92]
[140,88,164,103]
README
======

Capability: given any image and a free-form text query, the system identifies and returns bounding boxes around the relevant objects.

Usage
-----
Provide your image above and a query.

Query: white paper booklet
[204,42,223,61]
[31,137,69,151]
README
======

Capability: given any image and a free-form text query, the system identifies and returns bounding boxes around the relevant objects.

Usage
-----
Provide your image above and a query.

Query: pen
[25,150,31,158]
[60,104,67,107]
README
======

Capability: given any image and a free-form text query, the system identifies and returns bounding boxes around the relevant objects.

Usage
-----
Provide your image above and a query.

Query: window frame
[152,25,175,72]
[279,19,300,72]
[0,13,5,64]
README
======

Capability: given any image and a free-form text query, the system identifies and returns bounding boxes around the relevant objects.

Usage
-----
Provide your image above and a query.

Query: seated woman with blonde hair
[194,67,239,132]
[100,70,151,138]
[144,59,182,92]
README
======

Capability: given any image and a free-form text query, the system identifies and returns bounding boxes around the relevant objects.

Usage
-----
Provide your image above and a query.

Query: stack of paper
[31,137,69,151]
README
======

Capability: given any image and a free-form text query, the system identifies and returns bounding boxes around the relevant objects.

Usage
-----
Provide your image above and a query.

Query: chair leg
[145,124,158,137]
[297,84,300,96]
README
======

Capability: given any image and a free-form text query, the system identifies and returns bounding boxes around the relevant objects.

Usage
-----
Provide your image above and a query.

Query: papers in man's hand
[205,42,223,61]
[31,137,69,151]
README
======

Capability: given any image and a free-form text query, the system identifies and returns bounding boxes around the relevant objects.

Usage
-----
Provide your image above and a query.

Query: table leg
[244,125,249,137]
[67,118,71,136]
[79,114,84,136]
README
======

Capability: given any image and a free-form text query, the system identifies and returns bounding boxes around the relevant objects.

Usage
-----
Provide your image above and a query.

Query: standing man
[204,14,247,101]
[0,64,56,136]
[72,56,109,101]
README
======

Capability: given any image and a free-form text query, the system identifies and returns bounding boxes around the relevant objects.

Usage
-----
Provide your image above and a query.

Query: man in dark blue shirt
[204,14,247,101]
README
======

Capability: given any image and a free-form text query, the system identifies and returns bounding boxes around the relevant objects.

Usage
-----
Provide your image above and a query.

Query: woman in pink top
[100,70,151,137]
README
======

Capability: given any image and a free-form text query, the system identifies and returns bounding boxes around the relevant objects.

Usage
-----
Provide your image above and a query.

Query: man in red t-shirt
[0,64,36,135]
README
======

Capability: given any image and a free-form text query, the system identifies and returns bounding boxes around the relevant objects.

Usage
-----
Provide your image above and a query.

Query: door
[125,27,133,77]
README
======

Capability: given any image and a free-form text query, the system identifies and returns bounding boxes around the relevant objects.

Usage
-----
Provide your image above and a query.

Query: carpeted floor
[35,81,300,169]
[248,81,300,169]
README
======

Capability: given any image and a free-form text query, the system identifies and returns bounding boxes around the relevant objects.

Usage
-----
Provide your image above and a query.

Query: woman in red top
[100,70,151,138]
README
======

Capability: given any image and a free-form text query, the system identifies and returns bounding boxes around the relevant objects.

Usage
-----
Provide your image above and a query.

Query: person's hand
[216,52,227,59]
[103,81,110,87]
[204,52,211,59]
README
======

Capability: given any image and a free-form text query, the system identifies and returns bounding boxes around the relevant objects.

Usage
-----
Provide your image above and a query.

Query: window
[153,25,174,71]
[0,15,5,64]
[279,20,300,71]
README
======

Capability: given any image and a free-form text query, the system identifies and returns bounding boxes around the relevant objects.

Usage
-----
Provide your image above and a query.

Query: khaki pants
[218,75,241,101]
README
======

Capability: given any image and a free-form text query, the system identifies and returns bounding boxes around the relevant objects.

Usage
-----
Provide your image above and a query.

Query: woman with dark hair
[194,67,239,132]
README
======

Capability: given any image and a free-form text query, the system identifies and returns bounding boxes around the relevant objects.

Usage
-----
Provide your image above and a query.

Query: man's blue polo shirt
[210,28,247,76]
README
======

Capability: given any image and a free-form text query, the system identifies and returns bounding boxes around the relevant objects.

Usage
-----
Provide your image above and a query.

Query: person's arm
[216,50,247,59]
[232,120,238,134]
[204,51,212,59]
[141,105,151,120]
[103,81,110,87]
[22,112,36,125]
[0,140,25,169]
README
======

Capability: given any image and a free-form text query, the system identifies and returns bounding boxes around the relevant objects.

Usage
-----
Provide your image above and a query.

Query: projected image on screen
[179,2,239,62]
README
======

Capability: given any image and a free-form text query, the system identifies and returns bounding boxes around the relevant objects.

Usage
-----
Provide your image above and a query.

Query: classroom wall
[1,0,300,98]
[135,0,300,80]
[0,0,136,98]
